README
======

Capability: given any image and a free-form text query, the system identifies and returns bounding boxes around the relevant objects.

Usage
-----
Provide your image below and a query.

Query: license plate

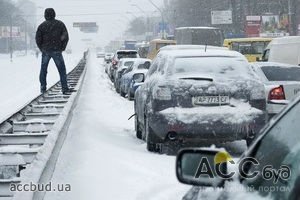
[193,96,230,105]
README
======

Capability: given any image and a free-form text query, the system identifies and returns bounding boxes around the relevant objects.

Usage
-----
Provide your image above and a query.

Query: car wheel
[120,88,126,97]
[145,116,162,153]
[135,115,142,139]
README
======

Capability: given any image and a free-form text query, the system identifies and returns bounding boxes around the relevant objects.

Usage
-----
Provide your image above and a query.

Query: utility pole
[25,20,28,55]
[288,0,297,35]
[10,15,13,62]
[148,0,166,39]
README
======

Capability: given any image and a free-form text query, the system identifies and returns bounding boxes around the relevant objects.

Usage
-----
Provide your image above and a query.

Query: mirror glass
[133,74,144,83]
[179,151,226,186]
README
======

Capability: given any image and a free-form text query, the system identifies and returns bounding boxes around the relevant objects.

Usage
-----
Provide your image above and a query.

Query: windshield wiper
[180,77,213,81]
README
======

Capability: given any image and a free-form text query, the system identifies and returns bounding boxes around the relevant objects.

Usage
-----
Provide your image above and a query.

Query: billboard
[245,16,261,37]
[0,26,21,38]
[211,10,232,25]
[260,15,289,37]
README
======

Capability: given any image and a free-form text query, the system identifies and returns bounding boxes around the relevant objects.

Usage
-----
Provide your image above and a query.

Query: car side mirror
[176,148,229,187]
[133,73,145,83]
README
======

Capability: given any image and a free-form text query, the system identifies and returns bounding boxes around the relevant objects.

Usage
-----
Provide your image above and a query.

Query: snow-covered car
[177,94,300,200]
[250,62,300,118]
[119,58,151,98]
[109,50,139,81]
[159,44,228,52]
[114,58,135,93]
[96,51,105,58]
[134,49,267,153]
[104,53,114,62]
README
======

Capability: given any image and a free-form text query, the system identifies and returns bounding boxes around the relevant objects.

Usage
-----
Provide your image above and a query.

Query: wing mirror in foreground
[133,73,145,83]
[176,148,233,187]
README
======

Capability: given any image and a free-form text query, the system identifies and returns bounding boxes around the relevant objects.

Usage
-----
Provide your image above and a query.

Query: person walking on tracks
[36,8,71,94]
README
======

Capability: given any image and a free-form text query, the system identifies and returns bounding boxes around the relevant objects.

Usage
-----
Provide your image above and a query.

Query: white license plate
[193,96,230,105]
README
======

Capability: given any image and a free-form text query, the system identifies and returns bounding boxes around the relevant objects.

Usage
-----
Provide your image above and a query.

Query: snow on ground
[0,52,81,122]
[44,52,189,200]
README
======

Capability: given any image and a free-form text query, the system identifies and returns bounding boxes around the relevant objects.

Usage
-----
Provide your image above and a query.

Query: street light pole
[148,0,165,39]
[10,15,13,62]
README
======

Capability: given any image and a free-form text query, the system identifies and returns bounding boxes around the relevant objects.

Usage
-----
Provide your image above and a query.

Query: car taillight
[153,87,172,100]
[269,86,285,100]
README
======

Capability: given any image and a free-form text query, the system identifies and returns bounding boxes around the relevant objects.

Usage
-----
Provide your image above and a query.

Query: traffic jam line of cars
[99,40,300,199]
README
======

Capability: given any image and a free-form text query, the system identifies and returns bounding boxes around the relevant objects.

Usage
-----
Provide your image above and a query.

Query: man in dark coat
[36,8,70,94]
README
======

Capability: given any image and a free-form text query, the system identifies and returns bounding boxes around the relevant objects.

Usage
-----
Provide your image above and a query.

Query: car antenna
[205,44,207,52]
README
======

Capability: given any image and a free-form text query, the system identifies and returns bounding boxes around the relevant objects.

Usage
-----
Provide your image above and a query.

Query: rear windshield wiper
[180,77,213,81]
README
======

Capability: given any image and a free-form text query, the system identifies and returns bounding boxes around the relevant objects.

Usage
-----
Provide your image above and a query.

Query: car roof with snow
[251,62,300,68]
[159,45,228,51]
[132,58,151,63]
[116,50,138,53]
[159,49,247,60]
[119,58,137,62]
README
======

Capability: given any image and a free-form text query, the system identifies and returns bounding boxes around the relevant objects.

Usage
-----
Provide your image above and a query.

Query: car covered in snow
[177,94,300,200]
[114,58,135,93]
[96,51,105,58]
[119,58,151,98]
[134,49,267,153]
[250,62,300,118]
[104,53,114,62]
[109,50,139,81]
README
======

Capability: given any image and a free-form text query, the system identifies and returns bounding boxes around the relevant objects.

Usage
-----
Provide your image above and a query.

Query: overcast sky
[29,0,164,50]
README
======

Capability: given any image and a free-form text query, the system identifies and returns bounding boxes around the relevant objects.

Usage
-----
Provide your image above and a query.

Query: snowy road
[44,53,189,200]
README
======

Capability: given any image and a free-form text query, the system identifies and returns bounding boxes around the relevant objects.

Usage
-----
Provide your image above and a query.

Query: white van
[262,36,300,66]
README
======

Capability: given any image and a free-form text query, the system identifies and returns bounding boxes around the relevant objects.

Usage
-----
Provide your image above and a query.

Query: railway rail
[0,51,89,200]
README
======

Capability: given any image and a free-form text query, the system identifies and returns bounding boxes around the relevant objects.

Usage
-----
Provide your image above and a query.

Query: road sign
[0,26,21,38]
[211,10,232,25]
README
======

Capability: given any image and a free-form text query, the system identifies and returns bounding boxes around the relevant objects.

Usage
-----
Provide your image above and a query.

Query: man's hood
[44,8,56,20]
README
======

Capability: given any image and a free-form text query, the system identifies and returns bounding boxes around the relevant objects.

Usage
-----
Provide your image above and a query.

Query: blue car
[120,58,151,99]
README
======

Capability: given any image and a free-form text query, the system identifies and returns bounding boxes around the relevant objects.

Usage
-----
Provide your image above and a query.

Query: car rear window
[172,56,253,79]
[117,52,138,59]
[137,61,151,69]
[124,61,134,67]
[261,66,300,81]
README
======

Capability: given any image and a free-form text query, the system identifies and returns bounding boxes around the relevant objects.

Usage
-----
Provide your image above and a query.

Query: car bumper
[267,100,288,117]
[148,107,267,143]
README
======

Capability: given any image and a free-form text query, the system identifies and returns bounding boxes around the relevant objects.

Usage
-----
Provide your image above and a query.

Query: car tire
[145,116,162,153]
[120,88,126,97]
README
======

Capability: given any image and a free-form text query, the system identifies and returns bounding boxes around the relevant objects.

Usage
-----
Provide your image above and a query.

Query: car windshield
[261,66,300,81]
[172,56,253,79]
[137,61,151,69]
[232,41,269,54]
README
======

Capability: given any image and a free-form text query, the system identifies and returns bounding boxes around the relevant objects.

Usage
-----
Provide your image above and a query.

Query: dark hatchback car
[134,49,267,153]
[177,95,300,200]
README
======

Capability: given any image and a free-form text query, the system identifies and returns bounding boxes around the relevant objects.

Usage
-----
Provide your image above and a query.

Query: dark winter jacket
[35,8,69,52]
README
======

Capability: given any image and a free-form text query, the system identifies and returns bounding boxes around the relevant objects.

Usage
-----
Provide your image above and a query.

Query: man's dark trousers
[40,51,68,92]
